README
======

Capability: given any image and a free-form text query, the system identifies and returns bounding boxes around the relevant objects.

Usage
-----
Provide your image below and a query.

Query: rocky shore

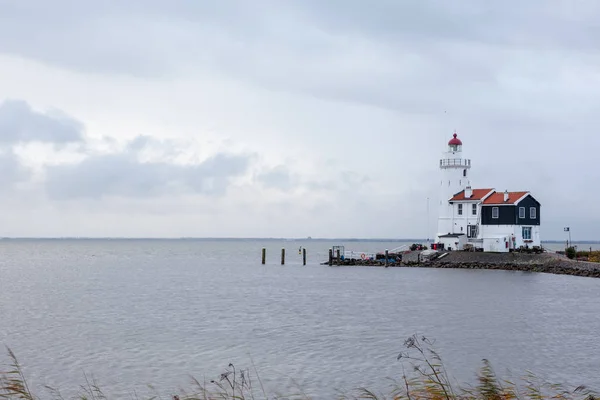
[408,251,600,279]
[326,251,600,278]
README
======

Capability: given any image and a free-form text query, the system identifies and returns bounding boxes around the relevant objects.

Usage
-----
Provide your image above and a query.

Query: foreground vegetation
[565,247,600,262]
[1,335,597,400]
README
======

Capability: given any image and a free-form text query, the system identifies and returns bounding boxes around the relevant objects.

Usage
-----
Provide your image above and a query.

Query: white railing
[343,251,377,260]
[389,244,410,253]
[440,158,471,168]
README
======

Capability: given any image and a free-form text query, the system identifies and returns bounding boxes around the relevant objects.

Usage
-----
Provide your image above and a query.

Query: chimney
[503,190,509,202]
[465,186,472,198]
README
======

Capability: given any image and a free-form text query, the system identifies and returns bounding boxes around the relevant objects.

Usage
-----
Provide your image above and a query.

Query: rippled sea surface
[1,239,599,399]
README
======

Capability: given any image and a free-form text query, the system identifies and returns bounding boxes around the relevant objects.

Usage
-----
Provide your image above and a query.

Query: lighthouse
[432,132,542,252]
[436,132,471,240]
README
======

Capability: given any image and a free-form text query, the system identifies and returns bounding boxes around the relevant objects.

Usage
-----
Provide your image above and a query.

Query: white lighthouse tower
[436,132,471,240]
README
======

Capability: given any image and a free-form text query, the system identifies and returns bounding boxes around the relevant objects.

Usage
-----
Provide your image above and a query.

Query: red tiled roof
[450,188,494,201]
[482,191,529,205]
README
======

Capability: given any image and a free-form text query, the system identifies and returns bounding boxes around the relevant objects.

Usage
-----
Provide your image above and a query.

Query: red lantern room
[448,132,462,152]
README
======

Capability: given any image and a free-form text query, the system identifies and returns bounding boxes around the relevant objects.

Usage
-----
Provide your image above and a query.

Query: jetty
[320,244,434,267]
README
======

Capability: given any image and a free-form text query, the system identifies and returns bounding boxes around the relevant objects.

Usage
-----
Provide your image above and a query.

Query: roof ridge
[482,190,531,205]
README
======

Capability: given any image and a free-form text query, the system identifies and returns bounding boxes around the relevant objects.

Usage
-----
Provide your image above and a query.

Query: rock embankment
[408,251,600,278]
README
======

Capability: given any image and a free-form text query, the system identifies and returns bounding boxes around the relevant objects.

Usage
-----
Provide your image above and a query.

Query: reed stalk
[1,336,596,400]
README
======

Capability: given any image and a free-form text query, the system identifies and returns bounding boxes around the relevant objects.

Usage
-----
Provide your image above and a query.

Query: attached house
[441,187,541,252]
[480,190,541,251]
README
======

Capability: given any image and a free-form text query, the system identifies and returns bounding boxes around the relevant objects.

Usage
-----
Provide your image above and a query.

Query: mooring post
[328,248,333,266]
[281,248,285,265]
[336,249,341,265]
[385,249,389,267]
[302,248,306,265]
[261,248,266,265]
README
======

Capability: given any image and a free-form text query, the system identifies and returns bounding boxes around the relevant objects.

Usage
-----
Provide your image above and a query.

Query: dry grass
[1,335,597,400]
[581,251,600,263]
[566,250,600,262]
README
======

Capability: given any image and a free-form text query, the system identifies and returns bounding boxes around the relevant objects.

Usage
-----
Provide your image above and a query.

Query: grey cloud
[256,166,294,191]
[305,180,336,192]
[339,171,370,187]
[0,1,284,77]
[0,2,169,77]
[0,100,84,145]
[3,1,598,116]
[304,171,371,194]
[45,138,253,200]
[3,1,598,74]
[0,150,31,189]
[291,0,600,51]
[184,153,253,193]
[245,164,372,195]
[126,135,154,152]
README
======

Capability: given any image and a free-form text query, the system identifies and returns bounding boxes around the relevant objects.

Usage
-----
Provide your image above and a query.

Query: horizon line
[0,237,594,243]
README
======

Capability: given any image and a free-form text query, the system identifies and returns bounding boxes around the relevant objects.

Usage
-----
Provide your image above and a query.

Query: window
[522,226,532,240]
[492,207,499,219]
[463,169,467,177]
[519,207,525,219]
[458,204,463,215]
[472,204,477,215]
[530,207,536,219]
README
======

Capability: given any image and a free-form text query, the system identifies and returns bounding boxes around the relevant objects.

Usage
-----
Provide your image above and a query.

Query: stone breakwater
[408,252,600,279]
[324,251,600,278]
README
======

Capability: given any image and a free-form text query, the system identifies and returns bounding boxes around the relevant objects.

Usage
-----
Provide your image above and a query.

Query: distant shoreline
[0,237,597,243]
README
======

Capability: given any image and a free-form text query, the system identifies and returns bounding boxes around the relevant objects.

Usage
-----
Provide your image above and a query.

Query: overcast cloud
[45,143,253,200]
[0,99,83,144]
[0,0,598,239]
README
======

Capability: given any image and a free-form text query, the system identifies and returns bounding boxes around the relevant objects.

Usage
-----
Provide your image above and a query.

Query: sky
[0,0,598,239]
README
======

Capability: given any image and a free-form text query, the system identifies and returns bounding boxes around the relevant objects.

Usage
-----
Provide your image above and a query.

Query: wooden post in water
[328,249,333,266]
[302,248,306,265]
[281,248,285,265]
[336,249,341,265]
[385,249,389,267]
[261,248,266,265]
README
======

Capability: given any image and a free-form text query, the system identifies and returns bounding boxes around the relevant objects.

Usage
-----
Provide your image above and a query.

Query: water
[1,239,599,399]
[543,241,600,252]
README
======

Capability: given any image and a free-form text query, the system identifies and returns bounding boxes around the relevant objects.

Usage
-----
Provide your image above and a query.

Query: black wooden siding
[481,204,515,225]
[481,195,540,225]
[516,195,540,225]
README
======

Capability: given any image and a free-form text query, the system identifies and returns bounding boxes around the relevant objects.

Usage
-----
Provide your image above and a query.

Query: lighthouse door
[467,225,478,238]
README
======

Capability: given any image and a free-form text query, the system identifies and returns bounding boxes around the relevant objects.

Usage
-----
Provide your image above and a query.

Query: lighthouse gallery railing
[440,158,471,167]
